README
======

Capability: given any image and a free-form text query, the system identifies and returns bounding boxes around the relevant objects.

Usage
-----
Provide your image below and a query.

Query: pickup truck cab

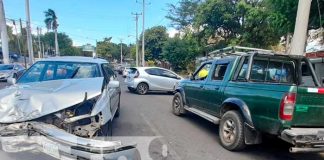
[172,51,324,152]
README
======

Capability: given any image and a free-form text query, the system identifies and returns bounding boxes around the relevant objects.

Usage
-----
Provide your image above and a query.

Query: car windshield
[17,61,100,83]
[0,65,14,70]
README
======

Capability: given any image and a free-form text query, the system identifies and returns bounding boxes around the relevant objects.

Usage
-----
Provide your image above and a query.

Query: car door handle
[199,85,204,89]
[214,87,220,90]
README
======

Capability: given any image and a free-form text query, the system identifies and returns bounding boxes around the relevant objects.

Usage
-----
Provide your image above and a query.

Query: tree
[44,9,59,56]
[163,34,200,72]
[96,37,120,60]
[41,32,80,56]
[166,0,201,31]
[139,26,168,61]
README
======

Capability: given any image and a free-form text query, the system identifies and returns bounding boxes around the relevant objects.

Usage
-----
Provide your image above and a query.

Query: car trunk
[292,86,324,127]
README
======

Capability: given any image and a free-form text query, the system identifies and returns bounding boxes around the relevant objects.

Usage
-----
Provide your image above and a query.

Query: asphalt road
[0,78,324,160]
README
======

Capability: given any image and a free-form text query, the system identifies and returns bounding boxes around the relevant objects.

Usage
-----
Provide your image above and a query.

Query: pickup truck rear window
[250,59,295,84]
[236,57,295,84]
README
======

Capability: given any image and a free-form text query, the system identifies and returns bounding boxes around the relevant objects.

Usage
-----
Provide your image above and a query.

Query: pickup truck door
[185,62,212,109]
[203,62,230,115]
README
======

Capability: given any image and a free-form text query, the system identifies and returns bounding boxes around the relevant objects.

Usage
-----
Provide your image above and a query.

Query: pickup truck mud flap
[0,122,140,160]
[281,128,324,153]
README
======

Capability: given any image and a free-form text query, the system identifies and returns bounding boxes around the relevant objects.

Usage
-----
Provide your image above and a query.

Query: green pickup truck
[172,50,324,153]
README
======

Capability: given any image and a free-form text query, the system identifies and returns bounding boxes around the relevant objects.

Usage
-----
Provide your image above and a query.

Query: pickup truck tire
[172,92,185,116]
[219,110,246,151]
[137,83,148,95]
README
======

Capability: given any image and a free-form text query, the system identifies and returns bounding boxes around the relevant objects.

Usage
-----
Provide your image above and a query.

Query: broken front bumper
[281,128,324,153]
[0,122,140,160]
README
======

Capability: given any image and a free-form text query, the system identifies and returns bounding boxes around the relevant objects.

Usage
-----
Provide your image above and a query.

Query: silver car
[126,67,183,94]
[0,63,25,81]
[0,56,138,160]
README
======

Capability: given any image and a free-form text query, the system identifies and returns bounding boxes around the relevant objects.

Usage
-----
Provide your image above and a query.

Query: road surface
[0,78,323,160]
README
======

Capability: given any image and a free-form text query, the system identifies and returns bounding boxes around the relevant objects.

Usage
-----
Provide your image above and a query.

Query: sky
[3,0,179,46]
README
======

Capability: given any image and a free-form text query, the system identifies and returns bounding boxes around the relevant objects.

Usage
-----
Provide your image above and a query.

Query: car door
[184,62,212,110]
[144,68,165,90]
[203,61,231,115]
[155,69,180,91]
[102,63,119,115]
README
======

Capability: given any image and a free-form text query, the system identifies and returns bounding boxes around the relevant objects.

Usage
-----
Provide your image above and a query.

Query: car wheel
[136,83,148,95]
[219,110,246,151]
[115,94,120,118]
[97,120,113,138]
[172,92,185,116]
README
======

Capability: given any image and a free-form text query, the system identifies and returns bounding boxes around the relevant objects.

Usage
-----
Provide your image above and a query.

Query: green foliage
[44,9,58,30]
[163,34,200,72]
[139,26,168,61]
[166,0,201,30]
[96,37,131,61]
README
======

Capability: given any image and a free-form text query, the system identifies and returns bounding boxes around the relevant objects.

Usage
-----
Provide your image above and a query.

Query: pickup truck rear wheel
[172,92,185,116]
[219,110,246,151]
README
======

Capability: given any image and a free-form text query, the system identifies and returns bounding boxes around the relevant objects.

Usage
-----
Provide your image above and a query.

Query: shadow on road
[180,112,324,160]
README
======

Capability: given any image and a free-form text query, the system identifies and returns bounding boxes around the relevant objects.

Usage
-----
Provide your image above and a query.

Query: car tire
[219,110,246,151]
[136,83,148,95]
[98,120,113,138]
[172,92,186,116]
[115,94,120,118]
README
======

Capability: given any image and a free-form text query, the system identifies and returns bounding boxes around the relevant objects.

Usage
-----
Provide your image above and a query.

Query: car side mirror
[108,80,119,88]
[7,77,16,85]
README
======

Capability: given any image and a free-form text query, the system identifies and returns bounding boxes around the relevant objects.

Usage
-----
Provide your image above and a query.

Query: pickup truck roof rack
[208,46,276,58]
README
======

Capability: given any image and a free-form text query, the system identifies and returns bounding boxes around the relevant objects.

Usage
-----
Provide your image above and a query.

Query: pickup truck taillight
[134,71,140,78]
[279,93,296,121]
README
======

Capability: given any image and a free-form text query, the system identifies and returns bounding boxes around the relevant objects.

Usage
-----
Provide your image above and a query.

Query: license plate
[42,139,60,159]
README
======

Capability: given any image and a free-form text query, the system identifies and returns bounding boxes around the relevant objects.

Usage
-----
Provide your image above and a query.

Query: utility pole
[141,0,145,66]
[19,19,27,68]
[37,27,41,59]
[12,20,22,60]
[41,42,44,58]
[132,12,142,67]
[25,0,34,64]
[289,0,312,56]
[0,0,10,64]
[120,39,123,64]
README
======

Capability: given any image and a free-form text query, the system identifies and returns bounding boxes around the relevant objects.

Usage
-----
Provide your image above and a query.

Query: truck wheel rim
[173,96,181,111]
[222,119,236,144]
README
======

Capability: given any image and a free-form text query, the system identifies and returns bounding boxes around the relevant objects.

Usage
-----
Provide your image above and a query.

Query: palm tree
[44,9,59,56]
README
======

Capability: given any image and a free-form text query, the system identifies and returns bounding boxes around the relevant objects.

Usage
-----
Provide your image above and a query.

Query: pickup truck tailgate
[292,87,324,127]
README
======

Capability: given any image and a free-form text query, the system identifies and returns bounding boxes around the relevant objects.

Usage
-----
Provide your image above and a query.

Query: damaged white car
[0,57,139,160]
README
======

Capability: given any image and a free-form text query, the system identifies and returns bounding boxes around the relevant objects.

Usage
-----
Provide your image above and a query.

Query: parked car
[0,56,138,159]
[0,63,25,81]
[126,67,183,94]
[172,50,324,153]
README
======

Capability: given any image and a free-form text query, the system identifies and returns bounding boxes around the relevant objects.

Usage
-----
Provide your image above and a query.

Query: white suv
[126,67,183,94]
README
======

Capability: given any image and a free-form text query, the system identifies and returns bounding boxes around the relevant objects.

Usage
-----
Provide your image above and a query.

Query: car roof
[38,56,108,64]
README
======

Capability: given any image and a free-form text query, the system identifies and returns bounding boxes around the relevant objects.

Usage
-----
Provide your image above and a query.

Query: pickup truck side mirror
[189,73,194,80]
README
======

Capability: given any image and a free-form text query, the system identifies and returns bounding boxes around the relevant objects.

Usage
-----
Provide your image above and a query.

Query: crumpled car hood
[0,77,104,123]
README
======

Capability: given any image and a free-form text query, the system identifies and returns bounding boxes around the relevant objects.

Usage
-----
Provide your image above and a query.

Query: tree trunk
[54,29,59,56]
